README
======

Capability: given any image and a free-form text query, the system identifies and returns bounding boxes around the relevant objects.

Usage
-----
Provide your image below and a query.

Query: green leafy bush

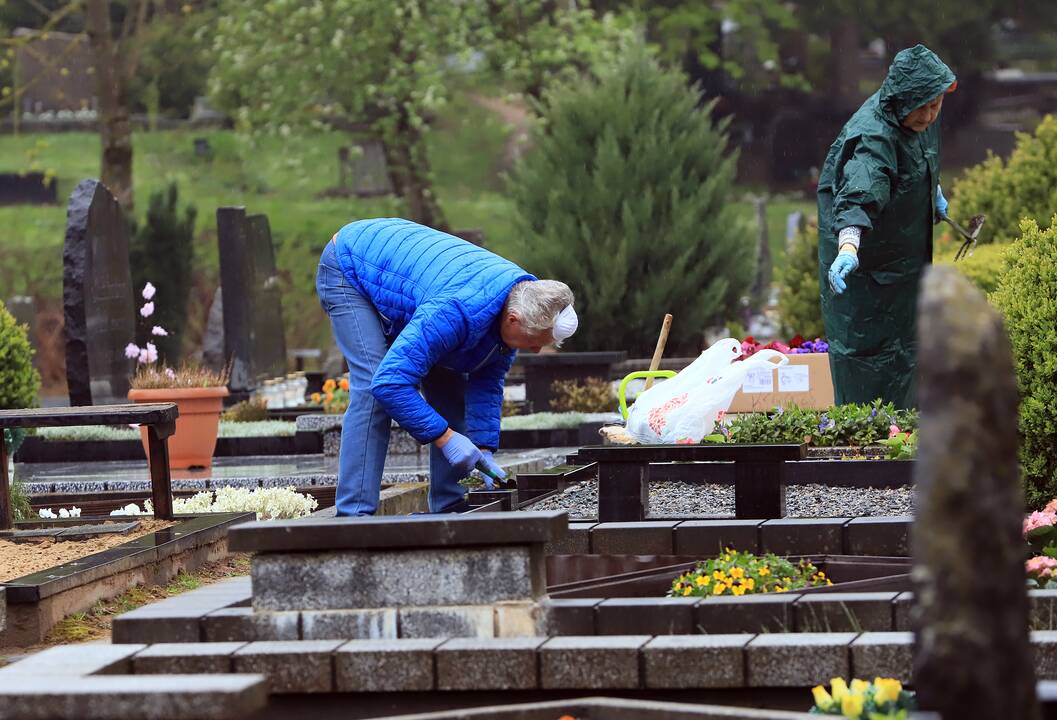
[710,400,917,448]
[549,378,615,413]
[990,216,1057,507]
[934,239,1011,296]
[777,222,824,339]
[510,43,753,355]
[0,300,41,410]
[129,184,197,363]
[950,115,1057,246]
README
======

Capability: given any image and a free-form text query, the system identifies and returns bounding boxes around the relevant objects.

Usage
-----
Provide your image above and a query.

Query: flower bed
[739,334,829,358]
[34,420,297,442]
[669,549,832,597]
[110,486,318,520]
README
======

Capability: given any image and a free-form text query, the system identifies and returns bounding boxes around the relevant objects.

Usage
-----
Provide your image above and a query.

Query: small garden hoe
[940,212,986,261]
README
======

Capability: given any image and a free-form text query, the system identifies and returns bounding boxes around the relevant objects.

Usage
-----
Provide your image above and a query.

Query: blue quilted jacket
[332,218,535,449]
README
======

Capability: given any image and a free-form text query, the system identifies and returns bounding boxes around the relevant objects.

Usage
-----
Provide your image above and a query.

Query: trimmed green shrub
[0,300,40,410]
[934,239,1011,296]
[777,223,825,339]
[129,184,197,364]
[549,378,615,413]
[509,43,753,355]
[950,115,1057,246]
[990,216,1057,508]
[714,400,917,448]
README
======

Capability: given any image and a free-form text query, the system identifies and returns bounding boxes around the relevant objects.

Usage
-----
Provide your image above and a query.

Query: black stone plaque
[216,207,287,392]
[63,179,135,405]
[0,172,58,206]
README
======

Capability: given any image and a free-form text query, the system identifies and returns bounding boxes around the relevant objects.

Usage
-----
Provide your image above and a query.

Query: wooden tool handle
[643,314,673,391]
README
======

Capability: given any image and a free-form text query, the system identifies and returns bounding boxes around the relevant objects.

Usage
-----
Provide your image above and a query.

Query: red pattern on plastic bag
[647,392,689,434]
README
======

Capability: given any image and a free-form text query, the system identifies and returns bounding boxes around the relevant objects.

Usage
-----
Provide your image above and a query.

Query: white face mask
[552,305,578,342]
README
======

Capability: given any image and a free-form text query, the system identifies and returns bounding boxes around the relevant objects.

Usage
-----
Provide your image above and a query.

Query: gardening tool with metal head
[940,212,986,262]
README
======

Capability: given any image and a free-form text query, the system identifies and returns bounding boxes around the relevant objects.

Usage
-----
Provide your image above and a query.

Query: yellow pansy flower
[682,585,693,596]
[812,685,834,710]
[744,578,756,591]
[840,692,864,717]
[759,566,770,576]
[712,583,725,595]
[713,570,726,580]
[731,585,745,596]
[775,586,786,592]
[695,576,708,587]
[724,578,734,587]
[730,567,745,579]
[873,678,902,705]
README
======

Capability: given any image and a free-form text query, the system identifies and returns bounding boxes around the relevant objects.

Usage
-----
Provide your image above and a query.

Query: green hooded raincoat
[817,45,956,409]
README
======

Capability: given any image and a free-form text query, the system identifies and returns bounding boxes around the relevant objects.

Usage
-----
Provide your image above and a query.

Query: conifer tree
[510,45,753,355]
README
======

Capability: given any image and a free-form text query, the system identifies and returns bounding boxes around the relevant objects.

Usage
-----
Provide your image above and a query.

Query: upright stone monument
[216,207,287,393]
[63,180,135,406]
[912,266,1039,718]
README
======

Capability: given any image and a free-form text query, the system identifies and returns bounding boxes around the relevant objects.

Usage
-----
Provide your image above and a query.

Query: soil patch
[0,520,175,582]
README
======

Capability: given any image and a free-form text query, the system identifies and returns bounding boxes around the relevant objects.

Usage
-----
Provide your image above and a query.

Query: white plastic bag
[625,339,788,444]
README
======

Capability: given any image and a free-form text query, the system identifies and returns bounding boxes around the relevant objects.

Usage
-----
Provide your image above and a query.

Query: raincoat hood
[878,45,956,121]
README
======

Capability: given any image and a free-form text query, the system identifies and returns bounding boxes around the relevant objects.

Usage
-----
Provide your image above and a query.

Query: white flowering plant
[110,486,317,520]
[126,281,229,390]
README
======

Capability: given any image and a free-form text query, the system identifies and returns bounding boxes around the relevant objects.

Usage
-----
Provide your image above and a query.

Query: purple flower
[818,414,835,433]
[815,341,829,353]
[775,405,785,416]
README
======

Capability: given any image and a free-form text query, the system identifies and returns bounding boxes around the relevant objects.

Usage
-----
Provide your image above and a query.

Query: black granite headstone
[63,180,135,405]
[0,172,58,206]
[216,207,287,392]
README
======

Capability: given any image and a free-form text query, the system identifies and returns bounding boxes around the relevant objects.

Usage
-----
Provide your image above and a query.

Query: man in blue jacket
[317,218,578,515]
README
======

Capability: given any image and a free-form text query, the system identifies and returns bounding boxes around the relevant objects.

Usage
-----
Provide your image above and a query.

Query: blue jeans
[316,241,467,515]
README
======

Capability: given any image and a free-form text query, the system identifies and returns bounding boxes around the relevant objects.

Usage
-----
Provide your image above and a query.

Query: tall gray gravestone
[63,179,135,406]
[912,266,1039,719]
[216,207,287,393]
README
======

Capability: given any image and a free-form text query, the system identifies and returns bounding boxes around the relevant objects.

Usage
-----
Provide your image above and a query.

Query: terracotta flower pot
[127,386,229,469]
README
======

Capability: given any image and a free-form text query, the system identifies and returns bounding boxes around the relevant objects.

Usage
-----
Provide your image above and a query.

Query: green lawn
[0,100,813,353]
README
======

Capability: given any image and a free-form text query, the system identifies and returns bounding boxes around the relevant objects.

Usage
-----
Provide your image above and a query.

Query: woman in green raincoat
[818,45,956,410]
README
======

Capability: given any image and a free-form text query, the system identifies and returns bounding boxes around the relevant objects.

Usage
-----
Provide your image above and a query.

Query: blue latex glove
[439,431,483,477]
[827,252,859,295]
[935,185,949,218]
[476,451,507,489]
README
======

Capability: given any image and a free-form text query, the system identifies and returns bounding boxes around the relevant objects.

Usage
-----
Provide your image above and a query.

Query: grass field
[0,96,813,357]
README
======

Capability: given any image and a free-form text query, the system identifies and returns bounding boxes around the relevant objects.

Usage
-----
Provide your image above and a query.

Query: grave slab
[695,594,798,634]
[300,608,397,640]
[398,606,495,639]
[746,633,856,687]
[642,634,752,688]
[844,517,911,556]
[673,520,762,555]
[759,518,847,555]
[595,598,698,635]
[232,640,342,693]
[539,635,649,689]
[201,607,300,642]
[851,632,913,683]
[132,642,247,674]
[545,599,602,636]
[335,638,443,692]
[795,592,897,632]
[435,637,545,690]
[590,521,678,554]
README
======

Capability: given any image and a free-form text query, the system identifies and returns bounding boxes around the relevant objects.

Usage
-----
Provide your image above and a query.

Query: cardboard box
[727,352,835,413]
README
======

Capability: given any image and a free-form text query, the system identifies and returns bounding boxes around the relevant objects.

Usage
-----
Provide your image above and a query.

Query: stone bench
[0,403,179,528]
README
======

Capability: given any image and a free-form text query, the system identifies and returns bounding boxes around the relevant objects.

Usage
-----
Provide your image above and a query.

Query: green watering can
[617,370,677,420]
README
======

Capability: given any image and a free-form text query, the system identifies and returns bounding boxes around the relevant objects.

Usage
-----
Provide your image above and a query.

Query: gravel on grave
[525,480,913,519]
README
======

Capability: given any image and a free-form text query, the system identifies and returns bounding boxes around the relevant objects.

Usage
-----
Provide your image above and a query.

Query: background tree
[509,44,753,355]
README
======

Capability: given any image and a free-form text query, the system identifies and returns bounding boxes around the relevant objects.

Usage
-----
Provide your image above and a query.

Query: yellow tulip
[873,678,902,705]
[841,692,864,718]
[850,679,870,695]
[812,685,834,710]
[830,677,849,702]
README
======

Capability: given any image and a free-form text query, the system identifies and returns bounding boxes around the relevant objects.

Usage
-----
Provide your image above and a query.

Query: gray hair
[504,280,575,333]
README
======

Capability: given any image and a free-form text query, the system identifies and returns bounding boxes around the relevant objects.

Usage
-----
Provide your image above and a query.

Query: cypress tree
[509,44,753,355]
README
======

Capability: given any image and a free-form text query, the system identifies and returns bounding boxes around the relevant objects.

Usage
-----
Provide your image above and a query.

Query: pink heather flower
[142,282,156,300]
[138,348,150,364]
[1027,555,1057,577]
[1044,498,1057,515]
[165,367,176,380]
[140,302,154,318]
[151,325,168,336]
[1024,511,1057,535]
[888,424,901,439]
[145,343,158,364]
[124,343,141,359]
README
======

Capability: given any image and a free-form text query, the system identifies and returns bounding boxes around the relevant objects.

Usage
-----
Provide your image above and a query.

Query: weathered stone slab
[544,522,594,555]
[1031,590,1057,631]
[0,675,267,720]
[201,607,300,642]
[695,594,798,634]
[494,601,550,638]
[795,592,897,632]
[133,642,246,674]
[232,640,341,694]
[912,266,1039,719]
[1034,631,1057,681]
[252,546,542,610]
[851,632,913,683]
[843,517,910,556]
[673,520,762,555]
[112,577,252,644]
[334,639,443,692]
[643,634,752,688]
[590,521,677,554]
[596,598,697,635]
[398,606,495,639]
[539,636,649,689]
[435,637,545,690]
[0,644,145,677]
[746,633,855,687]
[229,511,568,552]
[759,518,846,555]
[300,609,397,640]
[893,591,913,631]
[545,599,602,635]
